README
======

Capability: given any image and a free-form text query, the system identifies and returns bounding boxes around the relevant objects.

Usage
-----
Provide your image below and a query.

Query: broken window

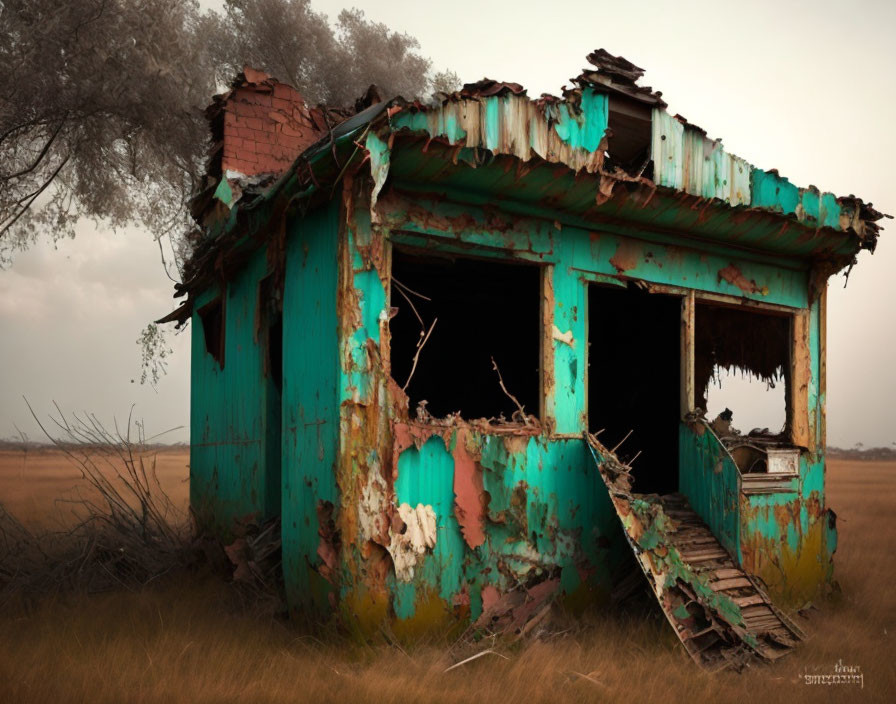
[199,297,225,368]
[695,303,789,440]
[389,248,541,421]
[588,283,681,494]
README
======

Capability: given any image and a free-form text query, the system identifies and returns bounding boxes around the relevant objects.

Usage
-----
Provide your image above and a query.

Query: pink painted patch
[452,427,487,549]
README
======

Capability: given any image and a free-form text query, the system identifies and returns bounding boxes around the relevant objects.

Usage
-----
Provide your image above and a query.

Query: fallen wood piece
[444,649,510,672]
[568,671,606,688]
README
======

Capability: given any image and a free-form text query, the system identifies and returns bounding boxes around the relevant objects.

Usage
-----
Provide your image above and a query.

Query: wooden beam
[681,290,695,417]
[791,310,811,449]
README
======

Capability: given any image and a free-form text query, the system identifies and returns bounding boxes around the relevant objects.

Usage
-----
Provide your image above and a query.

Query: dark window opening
[389,248,541,421]
[257,274,283,518]
[258,275,283,392]
[588,284,680,495]
[199,297,225,368]
[605,97,652,179]
[695,303,789,441]
[268,315,283,393]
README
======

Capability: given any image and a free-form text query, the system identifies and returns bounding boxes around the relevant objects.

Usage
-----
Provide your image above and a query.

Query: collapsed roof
[172,49,889,308]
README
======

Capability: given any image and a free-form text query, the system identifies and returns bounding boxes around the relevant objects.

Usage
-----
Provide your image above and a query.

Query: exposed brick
[272,84,295,100]
[218,74,325,177]
[280,124,306,139]
[247,92,272,107]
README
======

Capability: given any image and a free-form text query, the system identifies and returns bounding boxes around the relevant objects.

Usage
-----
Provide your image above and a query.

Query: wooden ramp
[587,437,805,671]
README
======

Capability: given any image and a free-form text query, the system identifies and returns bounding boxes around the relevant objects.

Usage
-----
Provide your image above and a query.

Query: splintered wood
[586,435,804,671]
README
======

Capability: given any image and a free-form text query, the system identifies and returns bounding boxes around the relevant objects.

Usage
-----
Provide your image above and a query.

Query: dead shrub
[0,405,198,604]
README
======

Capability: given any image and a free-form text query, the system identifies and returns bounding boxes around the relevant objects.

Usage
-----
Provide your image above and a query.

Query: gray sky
[2,0,894,447]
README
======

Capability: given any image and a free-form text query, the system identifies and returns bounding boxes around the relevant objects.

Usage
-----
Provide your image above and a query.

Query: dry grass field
[0,450,893,703]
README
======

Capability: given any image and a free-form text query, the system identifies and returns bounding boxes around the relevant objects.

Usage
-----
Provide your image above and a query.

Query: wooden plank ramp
[586,438,805,671]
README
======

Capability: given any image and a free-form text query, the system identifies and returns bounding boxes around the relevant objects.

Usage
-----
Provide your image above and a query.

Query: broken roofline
[180,49,888,296]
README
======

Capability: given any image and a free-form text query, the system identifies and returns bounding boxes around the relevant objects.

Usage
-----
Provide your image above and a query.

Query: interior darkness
[259,274,284,392]
[605,97,653,177]
[199,298,225,368]
[588,285,680,495]
[390,249,541,420]
[268,315,283,392]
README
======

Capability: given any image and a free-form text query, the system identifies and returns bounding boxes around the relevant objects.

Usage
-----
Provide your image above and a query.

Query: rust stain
[609,239,642,273]
[717,264,768,296]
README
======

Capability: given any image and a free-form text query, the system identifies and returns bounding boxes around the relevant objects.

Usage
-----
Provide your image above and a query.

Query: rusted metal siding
[319,173,837,631]
[392,90,609,174]
[189,249,280,534]
[652,110,751,207]
[377,190,810,309]
[181,50,865,633]
[738,296,835,607]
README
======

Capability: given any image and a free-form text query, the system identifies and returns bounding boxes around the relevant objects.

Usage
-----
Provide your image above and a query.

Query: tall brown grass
[1,456,893,703]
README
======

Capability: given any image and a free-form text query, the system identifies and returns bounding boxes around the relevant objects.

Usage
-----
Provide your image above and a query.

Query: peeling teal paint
[381,194,810,309]
[751,170,801,217]
[394,437,466,606]
[391,433,624,626]
[551,90,609,152]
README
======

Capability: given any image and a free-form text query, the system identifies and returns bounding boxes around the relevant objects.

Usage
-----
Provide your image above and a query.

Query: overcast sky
[1,0,894,447]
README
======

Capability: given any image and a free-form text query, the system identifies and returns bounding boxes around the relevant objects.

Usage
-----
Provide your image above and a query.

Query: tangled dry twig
[0,402,196,605]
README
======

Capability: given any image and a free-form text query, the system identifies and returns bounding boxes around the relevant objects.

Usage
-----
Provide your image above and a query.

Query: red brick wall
[220,75,325,177]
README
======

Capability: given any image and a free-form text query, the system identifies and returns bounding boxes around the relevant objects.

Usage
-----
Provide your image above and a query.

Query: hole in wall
[705,367,785,436]
[199,297,225,368]
[695,302,789,438]
[605,97,652,178]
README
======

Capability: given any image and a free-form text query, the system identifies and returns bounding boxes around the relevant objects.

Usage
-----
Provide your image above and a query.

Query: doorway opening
[588,284,681,495]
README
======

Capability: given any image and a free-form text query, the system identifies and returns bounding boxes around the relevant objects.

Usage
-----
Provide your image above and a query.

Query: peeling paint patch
[388,502,437,581]
[551,325,574,347]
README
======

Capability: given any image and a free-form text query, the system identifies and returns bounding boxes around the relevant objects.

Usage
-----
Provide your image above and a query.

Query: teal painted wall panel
[393,437,466,610]
[189,248,280,533]
[678,424,740,558]
[384,196,810,309]
[190,286,225,526]
[281,202,341,614]
[392,434,624,624]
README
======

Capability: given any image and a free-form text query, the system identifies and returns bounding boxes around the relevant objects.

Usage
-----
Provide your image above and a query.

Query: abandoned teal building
[162,51,885,662]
